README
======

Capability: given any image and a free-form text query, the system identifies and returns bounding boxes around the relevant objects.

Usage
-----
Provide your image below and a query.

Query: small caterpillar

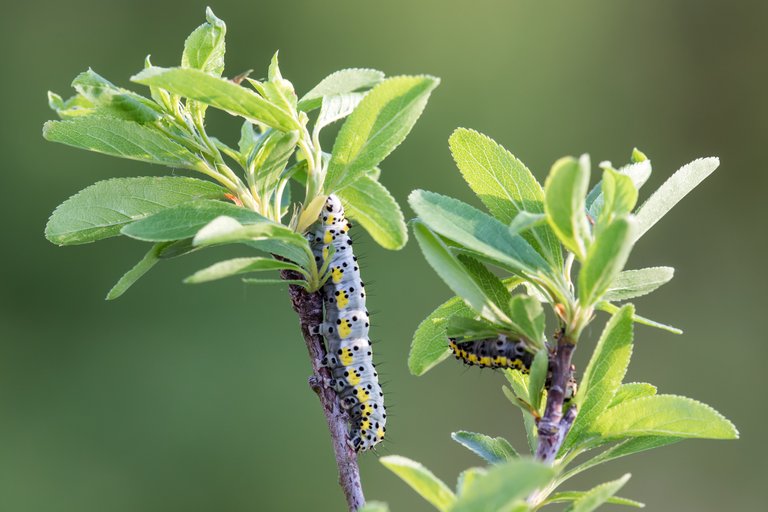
[309,195,386,452]
[448,335,577,399]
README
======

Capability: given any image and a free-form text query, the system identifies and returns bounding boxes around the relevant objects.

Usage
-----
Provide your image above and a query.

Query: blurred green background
[1,0,765,510]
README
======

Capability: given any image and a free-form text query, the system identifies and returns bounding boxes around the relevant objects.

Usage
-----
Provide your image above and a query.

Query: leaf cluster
[44,8,438,297]
[380,129,734,510]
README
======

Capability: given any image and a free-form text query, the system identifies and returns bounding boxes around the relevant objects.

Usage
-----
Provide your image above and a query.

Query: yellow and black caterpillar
[449,334,577,399]
[309,195,386,452]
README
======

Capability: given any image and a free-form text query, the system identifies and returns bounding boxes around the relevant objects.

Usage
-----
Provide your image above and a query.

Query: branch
[535,330,578,464]
[280,268,366,511]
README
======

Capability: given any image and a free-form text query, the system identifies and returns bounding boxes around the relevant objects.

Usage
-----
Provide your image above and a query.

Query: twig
[280,268,366,511]
[536,329,578,464]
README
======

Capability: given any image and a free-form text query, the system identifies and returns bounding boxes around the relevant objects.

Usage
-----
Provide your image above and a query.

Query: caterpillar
[448,335,577,399]
[309,195,386,452]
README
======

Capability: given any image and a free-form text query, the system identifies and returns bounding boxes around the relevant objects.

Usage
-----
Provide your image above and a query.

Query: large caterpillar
[309,195,386,452]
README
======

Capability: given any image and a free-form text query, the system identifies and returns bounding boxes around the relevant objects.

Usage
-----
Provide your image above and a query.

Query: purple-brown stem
[536,330,578,464]
[280,268,365,511]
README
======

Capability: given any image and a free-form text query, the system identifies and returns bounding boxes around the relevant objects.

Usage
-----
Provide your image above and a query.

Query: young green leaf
[603,267,674,302]
[131,67,299,132]
[191,216,312,269]
[120,200,268,242]
[597,167,638,227]
[586,160,651,219]
[337,175,407,250]
[451,431,519,464]
[528,348,549,410]
[409,295,476,376]
[544,155,591,260]
[609,383,657,408]
[562,437,680,482]
[315,92,366,133]
[459,255,513,319]
[409,190,551,277]
[182,7,226,76]
[71,69,161,123]
[546,491,643,508]
[633,157,719,242]
[105,242,170,300]
[595,301,682,335]
[380,456,456,512]
[43,117,200,169]
[593,395,739,440]
[298,68,384,111]
[412,221,511,326]
[252,130,299,193]
[507,295,545,347]
[45,177,227,245]
[325,75,439,192]
[450,458,556,512]
[578,217,635,306]
[48,90,94,119]
[562,474,632,512]
[565,305,634,451]
[449,128,563,269]
[456,468,487,496]
[184,257,306,284]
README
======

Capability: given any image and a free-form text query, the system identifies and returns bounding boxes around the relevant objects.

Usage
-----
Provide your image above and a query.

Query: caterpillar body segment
[309,195,386,452]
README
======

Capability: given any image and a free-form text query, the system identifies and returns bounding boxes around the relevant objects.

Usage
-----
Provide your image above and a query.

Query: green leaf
[633,157,720,242]
[544,155,591,260]
[507,295,545,347]
[43,117,200,169]
[412,221,512,326]
[597,167,637,228]
[120,200,267,242]
[508,212,546,237]
[132,67,298,132]
[595,301,682,335]
[252,130,299,193]
[337,175,407,250]
[182,7,226,76]
[451,431,518,464]
[566,305,634,451]
[609,383,657,408]
[447,317,500,341]
[528,349,548,410]
[192,215,312,269]
[593,395,739,440]
[326,75,439,192]
[458,255,513,320]
[298,68,384,111]
[546,491,643,508]
[409,295,475,376]
[359,502,390,512]
[71,69,161,123]
[562,474,633,512]
[450,458,556,512]
[448,128,562,269]
[105,242,168,300]
[45,177,227,245]
[48,90,94,119]
[603,267,674,302]
[456,468,487,496]
[578,217,635,306]
[242,277,307,287]
[315,92,366,132]
[503,372,538,452]
[563,437,680,481]
[185,257,305,284]
[380,455,456,512]
[409,190,551,277]
[587,160,651,220]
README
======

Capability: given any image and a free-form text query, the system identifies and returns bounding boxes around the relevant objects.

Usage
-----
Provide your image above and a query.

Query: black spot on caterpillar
[448,335,577,400]
[309,195,385,452]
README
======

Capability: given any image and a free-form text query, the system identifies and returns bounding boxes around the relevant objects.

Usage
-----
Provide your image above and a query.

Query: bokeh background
[1,0,765,510]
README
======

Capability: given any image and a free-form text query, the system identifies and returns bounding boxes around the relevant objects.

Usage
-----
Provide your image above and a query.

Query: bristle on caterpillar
[309,195,386,452]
